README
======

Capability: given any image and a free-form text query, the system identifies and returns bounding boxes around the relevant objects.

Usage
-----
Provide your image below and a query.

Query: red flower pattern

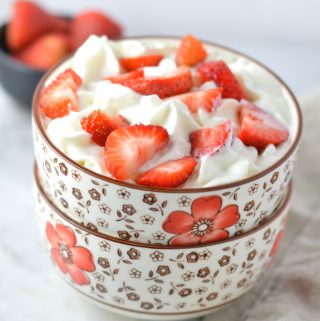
[45,222,95,285]
[163,196,240,245]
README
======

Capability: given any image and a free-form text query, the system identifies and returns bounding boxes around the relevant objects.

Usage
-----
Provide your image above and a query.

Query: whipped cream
[44,36,297,188]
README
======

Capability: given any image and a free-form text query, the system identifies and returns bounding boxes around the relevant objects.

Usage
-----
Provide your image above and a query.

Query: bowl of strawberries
[32,34,302,245]
[0,1,122,105]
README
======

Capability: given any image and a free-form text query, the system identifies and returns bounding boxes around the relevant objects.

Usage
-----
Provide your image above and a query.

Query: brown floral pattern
[150,251,164,262]
[60,197,68,209]
[127,292,140,301]
[248,184,259,195]
[122,204,136,215]
[186,252,199,263]
[74,208,84,218]
[177,196,191,207]
[99,204,111,215]
[237,278,247,288]
[89,189,101,201]
[118,231,131,240]
[207,292,218,301]
[195,286,207,295]
[263,228,271,240]
[86,223,98,232]
[97,257,110,268]
[35,179,289,315]
[197,267,210,278]
[148,285,162,294]
[182,271,195,281]
[59,163,68,176]
[156,265,171,276]
[152,231,166,241]
[140,302,153,310]
[71,170,82,182]
[117,188,130,200]
[96,218,108,228]
[141,215,154,225]
[129,268,141,279]
[247,249,257,261]
[218,255,231,267]
[99,241,111,252]
[72,188,83,200]
[127,248,141,260]
[226,264,238,274]
[179,288,192,297]
[96,283,107,293]
[143,193,157,205]
[244,200,255,212]
[58,180,67,192]
[199,250,212,260]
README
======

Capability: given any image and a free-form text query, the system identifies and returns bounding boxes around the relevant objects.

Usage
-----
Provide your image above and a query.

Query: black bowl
[0,23,45,106]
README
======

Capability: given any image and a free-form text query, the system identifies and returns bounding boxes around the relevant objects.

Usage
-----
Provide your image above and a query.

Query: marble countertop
[0,39,319,321]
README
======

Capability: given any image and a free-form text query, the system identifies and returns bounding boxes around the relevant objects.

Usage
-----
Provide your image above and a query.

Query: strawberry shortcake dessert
[39,35,293,188]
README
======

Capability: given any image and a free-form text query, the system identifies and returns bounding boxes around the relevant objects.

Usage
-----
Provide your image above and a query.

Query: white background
[0,1,319,321]
[0,0,320,93]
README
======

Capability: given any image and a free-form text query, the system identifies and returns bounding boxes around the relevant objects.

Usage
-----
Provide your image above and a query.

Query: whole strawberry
[71,10,123,50]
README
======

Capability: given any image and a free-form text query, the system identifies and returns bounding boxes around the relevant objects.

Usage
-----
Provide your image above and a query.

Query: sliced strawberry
[136,157,197,188]
[238,100,289,152]
[13,33,70,70]
[40,69,82,119]
[120,55,164,72]
[81,110,129,146]
[71,10,123,50]
[166,88,222,113]
[190,121,231,157]
[123,66,193,98]
[7,1,69,52]
[105,125,169,180]
[175,34,207,67]
[197,61,246,100]
[105,69,144,85]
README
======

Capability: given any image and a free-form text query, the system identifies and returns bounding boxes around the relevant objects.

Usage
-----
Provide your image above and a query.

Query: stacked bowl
[32,37,302,320]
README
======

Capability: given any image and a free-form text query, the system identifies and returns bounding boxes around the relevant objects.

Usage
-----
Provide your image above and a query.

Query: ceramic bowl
[32,36,302,245]
[34,165,291,320]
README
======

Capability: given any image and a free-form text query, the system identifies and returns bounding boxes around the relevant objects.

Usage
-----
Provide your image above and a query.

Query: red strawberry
[175,34,207,67]
[238,100,289,152]
[190,121,231,157]
[105,125,169,180]
[166,88,222,113]
[14,33,70,70]
[105,69,144,85]
[123,66,193,98]
[81,110,129,147]
[120,55,164,72]
[7,1,69,52]
[197,61,246,100]
[40,68,82,119]
[71,11,123,50]
[136,157,197,188]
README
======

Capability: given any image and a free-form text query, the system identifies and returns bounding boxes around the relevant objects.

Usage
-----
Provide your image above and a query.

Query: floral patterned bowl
[34,165,291,320]
[32,37,302,245]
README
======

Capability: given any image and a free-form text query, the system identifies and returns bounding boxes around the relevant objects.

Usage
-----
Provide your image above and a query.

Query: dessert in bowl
[34,165,291,320]
[32,35,301,245]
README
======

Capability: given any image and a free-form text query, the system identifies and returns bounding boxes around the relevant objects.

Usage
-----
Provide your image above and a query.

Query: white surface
[0,1,319,320]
